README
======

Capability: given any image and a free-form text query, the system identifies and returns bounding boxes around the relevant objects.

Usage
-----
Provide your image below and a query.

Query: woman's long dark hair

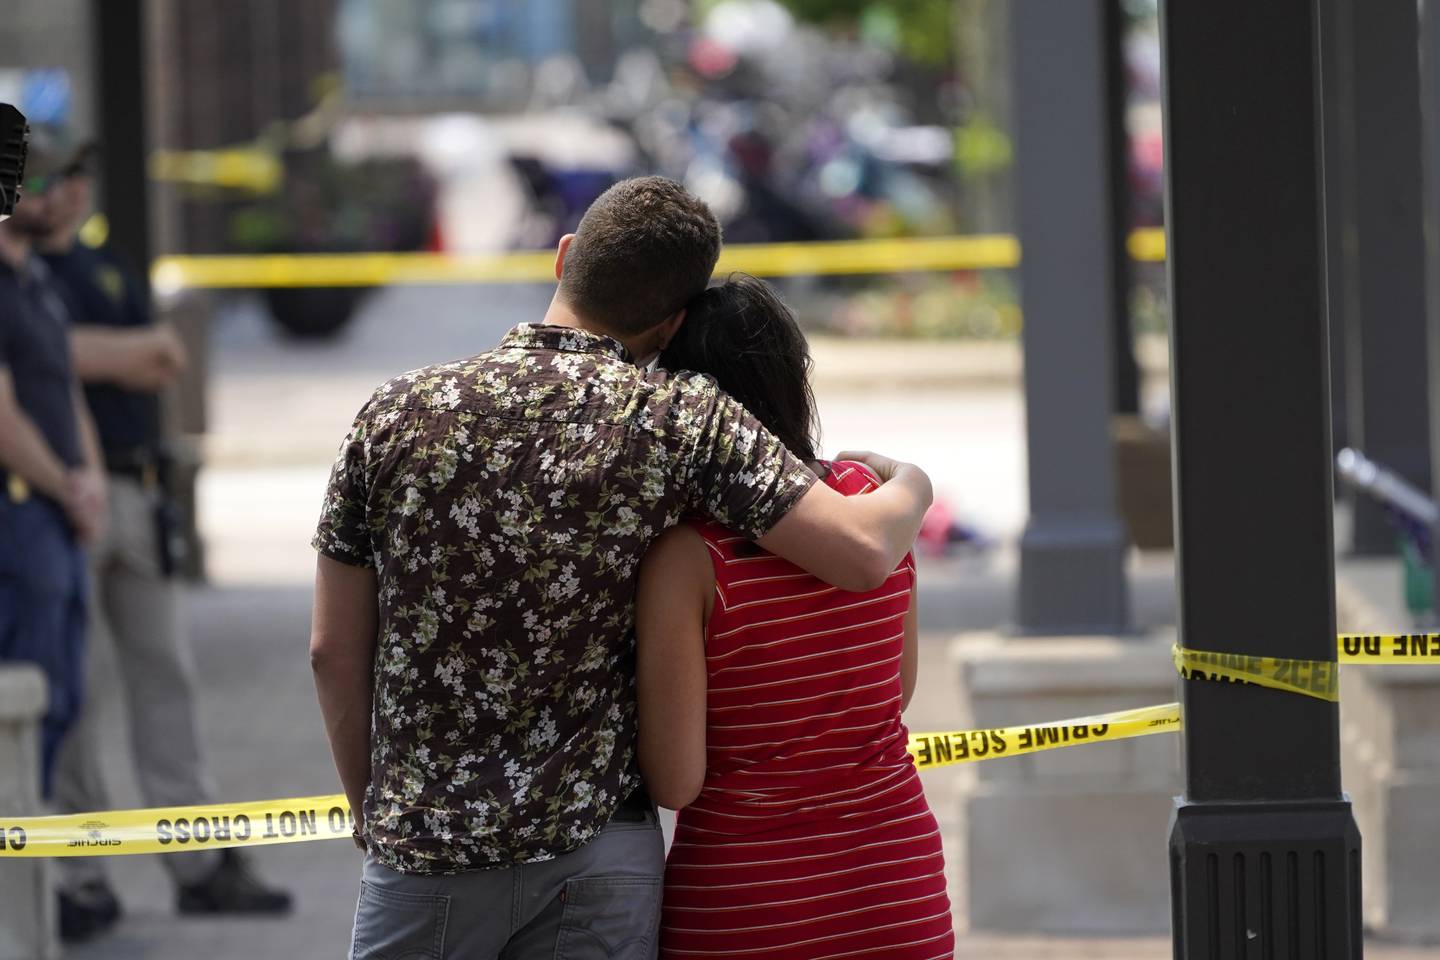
[661,273,820,463]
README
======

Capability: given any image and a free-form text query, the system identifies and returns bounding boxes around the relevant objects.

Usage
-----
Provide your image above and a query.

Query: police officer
[0,139,105,808]
[37,141,292,942]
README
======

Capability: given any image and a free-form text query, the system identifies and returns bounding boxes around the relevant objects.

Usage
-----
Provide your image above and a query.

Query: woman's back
[682,461,916,825]
[661,461,953,959]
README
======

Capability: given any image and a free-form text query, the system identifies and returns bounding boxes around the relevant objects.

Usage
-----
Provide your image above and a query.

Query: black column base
[1169,798,1363,958]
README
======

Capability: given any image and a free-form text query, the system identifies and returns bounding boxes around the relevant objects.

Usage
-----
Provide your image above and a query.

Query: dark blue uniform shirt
[0,256,82,469]
[41,243,160,461]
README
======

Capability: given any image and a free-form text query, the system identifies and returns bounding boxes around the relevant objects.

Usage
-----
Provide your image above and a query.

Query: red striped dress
[660,461,954,960]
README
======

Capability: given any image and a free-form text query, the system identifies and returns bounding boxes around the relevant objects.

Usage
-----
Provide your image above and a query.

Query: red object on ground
[917,499,955,555]
[661,462,955,960]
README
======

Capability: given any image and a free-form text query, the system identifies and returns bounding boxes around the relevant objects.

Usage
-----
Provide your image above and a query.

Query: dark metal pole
[1320,0,1353,460]
[1105,0,1140,418]
[1160,0,1362,955]
[92,0,152,292]
[1423,0,1440,619]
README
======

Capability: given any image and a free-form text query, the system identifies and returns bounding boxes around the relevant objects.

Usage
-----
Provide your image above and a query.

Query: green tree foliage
[774,0,954,65]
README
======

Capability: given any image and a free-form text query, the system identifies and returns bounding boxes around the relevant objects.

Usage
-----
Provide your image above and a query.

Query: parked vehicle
[226,148,437,338]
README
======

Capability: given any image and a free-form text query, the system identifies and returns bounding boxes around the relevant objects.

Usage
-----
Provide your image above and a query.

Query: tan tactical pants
[51,475,220,887]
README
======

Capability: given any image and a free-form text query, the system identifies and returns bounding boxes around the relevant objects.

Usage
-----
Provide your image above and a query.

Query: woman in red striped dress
[636,274,953,960]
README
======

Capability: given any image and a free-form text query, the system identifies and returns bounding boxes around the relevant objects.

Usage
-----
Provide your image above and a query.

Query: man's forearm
[313,655,375,820]
[311,556,379,828]
[73,386,103,473]
[72,326,186,392]
[0,405,72,500]
[71,327,138,384]
[759,459,932,592]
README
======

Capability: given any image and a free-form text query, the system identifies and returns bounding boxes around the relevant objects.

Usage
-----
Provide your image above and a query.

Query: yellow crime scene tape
[6,630,1438,858]
[1173,632,1440,703]
[0,795,353,858]
[148,229,1169,290]
[1173,645,1340,702]
[905,702,1181,772]
[913,632,1440,769]
[0,703,1181,859]
[1337,631,1440,662]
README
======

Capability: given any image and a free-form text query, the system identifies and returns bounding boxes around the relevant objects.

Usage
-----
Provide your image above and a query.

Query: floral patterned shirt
[313,323,817,874]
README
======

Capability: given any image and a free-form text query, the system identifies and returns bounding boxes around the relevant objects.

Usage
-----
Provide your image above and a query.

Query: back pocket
[350,880,449,960]
[555,876,661,960]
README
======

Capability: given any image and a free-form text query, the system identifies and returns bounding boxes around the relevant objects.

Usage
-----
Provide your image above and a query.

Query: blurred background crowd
[6,0,1166,340]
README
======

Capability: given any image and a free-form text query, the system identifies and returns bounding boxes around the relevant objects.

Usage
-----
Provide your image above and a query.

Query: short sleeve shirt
[41,243,161,458]
[0,256,82,472]
[313,323,817,874]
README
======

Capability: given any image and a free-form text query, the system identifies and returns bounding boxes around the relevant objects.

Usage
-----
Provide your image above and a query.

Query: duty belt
[108,462,161,490]
[105,448,163,490]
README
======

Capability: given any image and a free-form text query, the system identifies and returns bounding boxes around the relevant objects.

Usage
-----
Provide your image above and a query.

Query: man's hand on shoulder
[835,450,933,504]
[834,450,905,483]
[758,451,932,592]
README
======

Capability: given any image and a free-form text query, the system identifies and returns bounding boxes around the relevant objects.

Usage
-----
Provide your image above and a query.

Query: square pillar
[1322,0,1433,556]
[1013,0,1129,636]
[953,634,1179,933]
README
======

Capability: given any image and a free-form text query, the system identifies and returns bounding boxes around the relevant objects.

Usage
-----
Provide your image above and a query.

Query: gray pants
[50,475,220,887]
[351,812,664,960]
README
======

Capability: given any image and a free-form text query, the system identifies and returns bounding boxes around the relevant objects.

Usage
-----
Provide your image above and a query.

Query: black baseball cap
[22,128,97,194]
[19,125,67,195]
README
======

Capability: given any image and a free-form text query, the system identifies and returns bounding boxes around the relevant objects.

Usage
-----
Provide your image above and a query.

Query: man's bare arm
[310,555,379,827]
[72,381,103,474]
[70,326,186,391]
[757,457,931,593]
[66,381,107,546]
[0,367,73,501]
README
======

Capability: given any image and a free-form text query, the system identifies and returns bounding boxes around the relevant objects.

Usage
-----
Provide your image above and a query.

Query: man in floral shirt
[311,177,933,959]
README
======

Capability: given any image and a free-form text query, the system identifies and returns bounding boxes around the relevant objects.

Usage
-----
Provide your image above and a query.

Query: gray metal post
[1424,0,1440,615]
[1324,0,1432,556]
[1013,0,1129,635]
[1161,0,1362,954]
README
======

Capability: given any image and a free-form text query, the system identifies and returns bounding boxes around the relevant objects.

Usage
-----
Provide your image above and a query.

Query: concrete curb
[0,666,47,721]
[807,332,1170,392]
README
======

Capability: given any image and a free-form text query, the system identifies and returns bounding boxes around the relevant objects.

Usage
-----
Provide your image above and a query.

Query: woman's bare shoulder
[643,522,712,575]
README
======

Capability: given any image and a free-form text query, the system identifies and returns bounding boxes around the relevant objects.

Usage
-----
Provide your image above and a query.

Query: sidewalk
[61,568,1440,959]
[63,583,354,960]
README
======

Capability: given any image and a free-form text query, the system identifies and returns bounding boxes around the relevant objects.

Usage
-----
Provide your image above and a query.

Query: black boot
[176,848,294,915]
[58,879,122,942]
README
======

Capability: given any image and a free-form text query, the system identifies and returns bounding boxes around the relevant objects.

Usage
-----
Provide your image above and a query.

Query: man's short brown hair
[558,176,722,337]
